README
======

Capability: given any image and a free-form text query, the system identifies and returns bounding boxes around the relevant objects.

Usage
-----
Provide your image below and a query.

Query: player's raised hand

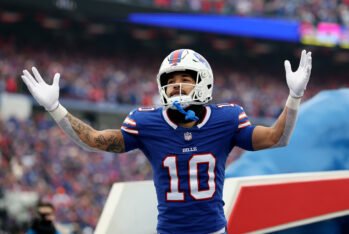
[21,67,61,111]
[284,50,312,98]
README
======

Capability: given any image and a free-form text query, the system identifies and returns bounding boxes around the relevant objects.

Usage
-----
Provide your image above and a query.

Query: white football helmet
[156,49,214,107]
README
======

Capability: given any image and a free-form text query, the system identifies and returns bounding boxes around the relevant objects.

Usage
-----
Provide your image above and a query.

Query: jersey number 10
[163,153,216,201]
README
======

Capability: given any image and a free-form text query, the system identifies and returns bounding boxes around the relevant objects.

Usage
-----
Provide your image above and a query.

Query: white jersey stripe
[121,126,139,135]
[124,117,136,126]
[162,108,178,129]
[217,103,235,108]
[197,106,211,129]
[238,121,251,129]
[238,112,247,120]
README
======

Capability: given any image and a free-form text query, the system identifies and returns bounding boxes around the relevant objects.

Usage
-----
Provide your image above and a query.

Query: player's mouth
[170,91,187,97]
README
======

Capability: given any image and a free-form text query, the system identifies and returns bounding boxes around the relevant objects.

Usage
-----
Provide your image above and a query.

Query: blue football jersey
[121,104,255,234]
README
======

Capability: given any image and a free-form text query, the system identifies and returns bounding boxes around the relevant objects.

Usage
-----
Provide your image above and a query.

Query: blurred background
[0,0,348,233]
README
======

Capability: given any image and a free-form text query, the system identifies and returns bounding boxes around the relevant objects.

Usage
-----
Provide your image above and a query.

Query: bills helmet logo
[168,49,188,66]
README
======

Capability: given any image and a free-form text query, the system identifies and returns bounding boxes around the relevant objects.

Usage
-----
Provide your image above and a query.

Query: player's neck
[178,121,197,128]
[167,105,206,128]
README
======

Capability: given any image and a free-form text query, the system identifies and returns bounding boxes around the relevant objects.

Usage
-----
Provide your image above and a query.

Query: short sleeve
[121,112,140,152]
[234,106,255,151]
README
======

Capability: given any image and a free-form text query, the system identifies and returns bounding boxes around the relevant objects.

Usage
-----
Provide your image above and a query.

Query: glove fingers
[21,75,35,93]
[53,73,60,86]
[306,52,312,77]
[22,70,37,87]
[306,65,312,77]
[32,67,45,83]
[284,60,292,77]
[307,52,312,67]
[299,50,306,69]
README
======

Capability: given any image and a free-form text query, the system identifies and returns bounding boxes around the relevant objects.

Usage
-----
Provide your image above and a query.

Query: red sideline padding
[227,178,349,233]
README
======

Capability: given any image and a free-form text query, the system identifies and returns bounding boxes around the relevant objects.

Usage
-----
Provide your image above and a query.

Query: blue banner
[128,13,300,42]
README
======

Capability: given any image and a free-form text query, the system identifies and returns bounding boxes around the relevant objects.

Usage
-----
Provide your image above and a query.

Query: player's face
[165,72,196,97]
[38,206,55,221]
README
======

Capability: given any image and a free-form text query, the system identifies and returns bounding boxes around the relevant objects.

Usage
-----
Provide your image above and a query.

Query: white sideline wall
[95,170,349,234]
[95,181,158,234]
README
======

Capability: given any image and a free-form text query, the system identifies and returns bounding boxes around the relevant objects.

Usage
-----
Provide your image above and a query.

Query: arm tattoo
[95,131,125,153]
[62,113,125,153]
[100,132,125,153]
[67,114,96,145]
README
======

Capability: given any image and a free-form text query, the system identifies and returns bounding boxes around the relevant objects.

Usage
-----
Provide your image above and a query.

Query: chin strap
[172,101,199,121]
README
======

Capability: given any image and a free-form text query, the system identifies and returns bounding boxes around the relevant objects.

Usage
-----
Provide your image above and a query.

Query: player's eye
[182,77,194,83]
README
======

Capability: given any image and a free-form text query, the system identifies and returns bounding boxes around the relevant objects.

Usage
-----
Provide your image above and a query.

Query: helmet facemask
[159,70,200,108]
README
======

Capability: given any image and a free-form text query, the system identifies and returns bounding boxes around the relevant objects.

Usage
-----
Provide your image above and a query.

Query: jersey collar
[162,106,211,129]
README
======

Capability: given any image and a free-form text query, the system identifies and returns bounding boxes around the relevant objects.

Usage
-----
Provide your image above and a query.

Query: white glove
[21,67,61,111]
[284,50,312,98]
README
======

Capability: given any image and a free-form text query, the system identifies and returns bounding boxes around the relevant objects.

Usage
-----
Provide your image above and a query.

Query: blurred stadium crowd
[0,114,151,233]
[1,0,349,233]
[148,0,349,25]
[1,35,347,233]
[2,38,345,119]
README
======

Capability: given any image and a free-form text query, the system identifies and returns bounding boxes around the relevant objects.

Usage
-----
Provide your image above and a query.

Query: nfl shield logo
[184,132,192,141]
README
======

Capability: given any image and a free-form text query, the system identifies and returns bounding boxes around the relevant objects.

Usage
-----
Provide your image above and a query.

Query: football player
[21,49,312,234]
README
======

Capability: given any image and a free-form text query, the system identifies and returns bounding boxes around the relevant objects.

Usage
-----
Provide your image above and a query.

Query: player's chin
[169,93,187,97]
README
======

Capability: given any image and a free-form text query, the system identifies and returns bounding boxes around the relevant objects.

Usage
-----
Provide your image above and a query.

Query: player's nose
[172,83,180,89]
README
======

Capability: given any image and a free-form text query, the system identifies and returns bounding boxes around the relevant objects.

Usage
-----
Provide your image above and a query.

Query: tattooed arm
[20,67,125,153]
[51,104,125,153]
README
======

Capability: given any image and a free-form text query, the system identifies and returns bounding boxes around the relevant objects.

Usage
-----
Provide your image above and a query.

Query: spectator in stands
[26,201,61,234]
